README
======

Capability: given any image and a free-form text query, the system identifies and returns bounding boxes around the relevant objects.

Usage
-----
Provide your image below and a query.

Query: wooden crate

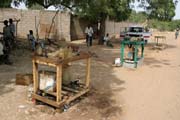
[16,73,33,86]
[32,52,91,109]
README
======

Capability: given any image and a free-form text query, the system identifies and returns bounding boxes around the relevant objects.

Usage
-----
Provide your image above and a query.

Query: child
[27,30,37,51]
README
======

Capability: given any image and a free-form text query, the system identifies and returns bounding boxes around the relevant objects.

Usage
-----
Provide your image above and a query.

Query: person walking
[85,25,94,46]
[175,27,179,39]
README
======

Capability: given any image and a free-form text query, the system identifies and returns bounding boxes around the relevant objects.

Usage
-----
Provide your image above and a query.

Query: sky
[12,1,180,20]
[174,1,180,19]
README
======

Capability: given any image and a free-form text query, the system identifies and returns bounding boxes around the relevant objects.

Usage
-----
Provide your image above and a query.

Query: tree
[148,0,176,21]
[0,0,12,8]
[73,0,133,40]
[14,0,73,9]
[137,0,178,21]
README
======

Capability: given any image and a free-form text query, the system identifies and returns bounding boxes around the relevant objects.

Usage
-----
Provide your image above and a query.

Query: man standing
[9,18,16,46]
[3,20,12,51]
[85,25,94,46]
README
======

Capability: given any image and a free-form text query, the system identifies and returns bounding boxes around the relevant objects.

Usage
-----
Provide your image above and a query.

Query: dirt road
[0,32,180,120]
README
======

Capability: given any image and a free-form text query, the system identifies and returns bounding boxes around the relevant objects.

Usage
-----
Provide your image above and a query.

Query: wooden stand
[32,52,91,108]
[153,35,167,50]
[120,40,145,68]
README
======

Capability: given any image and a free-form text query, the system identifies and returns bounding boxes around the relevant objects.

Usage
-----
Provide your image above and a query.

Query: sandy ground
[0,32,180,120]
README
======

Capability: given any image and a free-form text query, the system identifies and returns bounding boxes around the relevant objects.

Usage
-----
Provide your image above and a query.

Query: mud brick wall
[70,16,139,40]
[105,20,139,38]
[70,16,98,40]
[0,9,70,41]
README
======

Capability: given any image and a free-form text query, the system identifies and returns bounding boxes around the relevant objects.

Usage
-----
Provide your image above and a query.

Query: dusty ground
[0,32,180,120]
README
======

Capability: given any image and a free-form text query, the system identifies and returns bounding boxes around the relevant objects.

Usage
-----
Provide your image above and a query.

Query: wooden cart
[32,52,91,109]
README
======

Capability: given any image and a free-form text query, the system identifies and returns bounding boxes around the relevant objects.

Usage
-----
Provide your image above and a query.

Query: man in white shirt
[85,25,94,46]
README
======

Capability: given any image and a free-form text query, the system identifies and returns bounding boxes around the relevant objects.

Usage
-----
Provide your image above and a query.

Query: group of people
[0,19,15,65]
[84,25,113,47]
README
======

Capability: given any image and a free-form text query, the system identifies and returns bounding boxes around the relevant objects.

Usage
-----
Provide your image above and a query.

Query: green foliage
[128,11,180,31]
[29,4,44,10]
[15,0,59,8]
[75,0,132,22]
[148,20,180,31]
[128,11,148,23]
[148,20,179,32]
[148,0,175,21]
[13,0,72,9]
[0,0,12,8]
[137,0,177,21]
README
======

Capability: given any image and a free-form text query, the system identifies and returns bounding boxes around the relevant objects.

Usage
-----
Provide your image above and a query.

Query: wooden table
[154,35,166,46]
[32,52,91,108]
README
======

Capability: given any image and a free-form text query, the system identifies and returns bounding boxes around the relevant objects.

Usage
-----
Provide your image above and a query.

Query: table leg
[120,44,124,66]
[134,45,138,68]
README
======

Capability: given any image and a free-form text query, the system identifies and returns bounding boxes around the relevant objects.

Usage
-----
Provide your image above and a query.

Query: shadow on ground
[143,57,171,68]
[0,41,32,96]
[146,43,177,50]
[69,43,125,119]
[0,72,15,96]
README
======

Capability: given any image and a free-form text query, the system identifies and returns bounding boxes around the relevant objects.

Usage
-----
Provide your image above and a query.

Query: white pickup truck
[120,26,151,42]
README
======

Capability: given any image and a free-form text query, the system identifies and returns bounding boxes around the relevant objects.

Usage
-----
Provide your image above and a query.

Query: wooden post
[85,58,91,88]
[56,65,62,102]
[32,60,38,93]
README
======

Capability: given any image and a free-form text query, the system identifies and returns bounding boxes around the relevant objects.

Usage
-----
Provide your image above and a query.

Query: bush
[148,20,180,31]
[128,11,180,31]
[128,11,148,23]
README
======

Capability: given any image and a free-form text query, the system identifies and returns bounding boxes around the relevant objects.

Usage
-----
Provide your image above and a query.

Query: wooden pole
[32,60,38,93]
[56,65,62,102]
[85,58,91,88]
